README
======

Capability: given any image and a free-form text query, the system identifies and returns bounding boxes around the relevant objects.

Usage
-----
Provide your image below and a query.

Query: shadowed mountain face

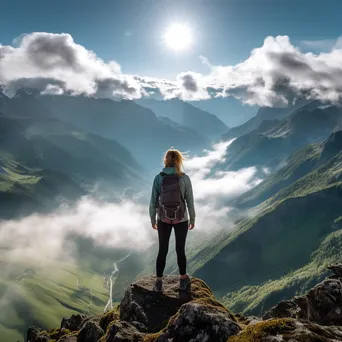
[2,92,210,170]
[220,105,342,171]
[137,98,229,140]
[222,99,321,140]
[0,101,145,217]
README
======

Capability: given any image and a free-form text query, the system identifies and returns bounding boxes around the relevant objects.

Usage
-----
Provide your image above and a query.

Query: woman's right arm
[149,175,159,225]
[184,175,195,225]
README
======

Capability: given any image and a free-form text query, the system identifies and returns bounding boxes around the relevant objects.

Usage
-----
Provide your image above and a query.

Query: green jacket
[149,167,195,225]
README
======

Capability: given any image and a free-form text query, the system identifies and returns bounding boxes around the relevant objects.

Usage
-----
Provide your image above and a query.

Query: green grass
[192,139,342,316]
[0,252,110,341]
[222,229,342,315]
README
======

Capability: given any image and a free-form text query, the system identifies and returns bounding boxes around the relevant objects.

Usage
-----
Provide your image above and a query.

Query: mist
[0,140,263,266]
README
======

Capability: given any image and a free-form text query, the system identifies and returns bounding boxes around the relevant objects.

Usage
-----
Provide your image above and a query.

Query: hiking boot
[179,275,191,291]
[153,278,164,292]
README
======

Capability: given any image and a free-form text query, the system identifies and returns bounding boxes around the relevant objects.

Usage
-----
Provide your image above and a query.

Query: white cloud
[0,197,155,264]
[0,32,142,99]
[3,32,342,109]
[184,140,262,214]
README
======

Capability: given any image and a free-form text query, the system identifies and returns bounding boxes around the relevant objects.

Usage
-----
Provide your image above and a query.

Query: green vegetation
[193,133,342,315]
[228,318,295,342]
[0,252,111,340]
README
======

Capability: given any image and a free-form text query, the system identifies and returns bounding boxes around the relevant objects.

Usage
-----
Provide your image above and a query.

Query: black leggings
[156,219,188,277]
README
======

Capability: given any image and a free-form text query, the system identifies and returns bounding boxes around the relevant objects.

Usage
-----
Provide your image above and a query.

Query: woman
[149,148,195,292]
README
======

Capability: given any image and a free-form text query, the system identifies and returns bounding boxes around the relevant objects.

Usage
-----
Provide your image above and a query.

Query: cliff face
[27,266,342,342]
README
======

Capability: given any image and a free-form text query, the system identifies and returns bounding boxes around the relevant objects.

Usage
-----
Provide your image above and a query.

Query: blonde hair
[163,148,187,176]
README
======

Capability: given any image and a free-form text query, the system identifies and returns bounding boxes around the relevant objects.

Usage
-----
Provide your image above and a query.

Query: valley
[1,90,342,341]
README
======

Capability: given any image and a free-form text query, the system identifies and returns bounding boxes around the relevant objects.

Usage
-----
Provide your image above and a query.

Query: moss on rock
[228,318,296,342]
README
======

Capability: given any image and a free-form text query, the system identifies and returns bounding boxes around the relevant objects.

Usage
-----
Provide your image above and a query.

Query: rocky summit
[27,266,342,342]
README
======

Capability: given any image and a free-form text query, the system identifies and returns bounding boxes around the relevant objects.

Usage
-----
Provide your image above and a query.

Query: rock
[27,327,49,342]
[327,263,342,278]
[229,318,342,342]
[120,275,195,332]
[61,314,87,331]
[155,300,241,342]
[77,321,104,342]
[99,307,120,331]
[264,277,342,325]
[58,336,78,342]
[99,320,144,342]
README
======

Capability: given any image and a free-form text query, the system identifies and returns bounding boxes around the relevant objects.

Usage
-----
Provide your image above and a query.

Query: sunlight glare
[164,23,192,51]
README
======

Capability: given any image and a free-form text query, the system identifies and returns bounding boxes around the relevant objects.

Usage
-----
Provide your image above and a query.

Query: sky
[1,0,342,78]
[1,0,342,117]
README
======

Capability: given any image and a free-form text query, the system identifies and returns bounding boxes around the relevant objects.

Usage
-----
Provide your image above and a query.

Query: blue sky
[1,0,342,127]
[1,0,342,79]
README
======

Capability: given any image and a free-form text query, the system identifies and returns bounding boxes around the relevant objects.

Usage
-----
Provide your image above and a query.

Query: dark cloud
[25,34,82,71]
[95,77,139,98]
[3,77,66,97]
[180,73,198,92]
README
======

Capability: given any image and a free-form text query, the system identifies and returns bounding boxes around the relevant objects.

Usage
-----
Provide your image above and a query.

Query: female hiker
[149,148,195,292]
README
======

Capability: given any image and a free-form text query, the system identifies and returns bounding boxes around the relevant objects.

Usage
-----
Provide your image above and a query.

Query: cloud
[0,140,262,268]
[0,32,142,99]
[184,140,262,213]
[0,197,156,265]
[3,32,342,108]
[205,35,342,106]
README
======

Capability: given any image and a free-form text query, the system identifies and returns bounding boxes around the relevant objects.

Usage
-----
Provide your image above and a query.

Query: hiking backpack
[158,172,186,224]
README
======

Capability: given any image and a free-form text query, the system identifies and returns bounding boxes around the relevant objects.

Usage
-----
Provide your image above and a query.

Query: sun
[164,23,192,51]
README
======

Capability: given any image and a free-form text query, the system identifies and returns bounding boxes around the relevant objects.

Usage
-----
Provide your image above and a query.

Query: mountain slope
[7,93,210,169]
[221,106,342,171]
[190,132,342,315]
[137,98,229,139]
[222,99,320,140]
[0,113,143,211]
[234,130,342,208]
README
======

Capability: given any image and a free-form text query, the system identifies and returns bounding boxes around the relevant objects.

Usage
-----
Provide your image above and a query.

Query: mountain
[0,109,144,216]
[189,96,258,127]
[234,130,342,208]
[137,98,229,140]
[222,99,321,140]
[27,265,342,342]
[3,92,209,170]
[221,106,342,171]
[190,130,342,316]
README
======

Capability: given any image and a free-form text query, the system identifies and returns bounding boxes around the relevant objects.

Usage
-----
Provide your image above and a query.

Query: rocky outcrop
[230,318,342,342]
[27,276,240,342]
[155,301,240,342]
[61,314,87,331]
[263,264,342,325]
[27,266,342,342]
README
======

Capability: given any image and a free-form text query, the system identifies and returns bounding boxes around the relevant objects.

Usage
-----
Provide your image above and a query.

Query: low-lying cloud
[185,141,263,201]
[0,140,262,267]
[1,33,342,106]
[0,198,155,265]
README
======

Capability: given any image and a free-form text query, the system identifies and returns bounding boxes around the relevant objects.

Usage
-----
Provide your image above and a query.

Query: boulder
[155,300,241,342]
[58,336,78,342]
[120,275,194,332]
[77,321,104,342]
[61,313,87,331]
[229,318,342,342]
[27,327,49,342]
[264,277,342,325]
[99,320,144,342]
